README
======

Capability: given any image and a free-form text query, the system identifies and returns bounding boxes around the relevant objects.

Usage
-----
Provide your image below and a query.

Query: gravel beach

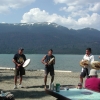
[0,69,100,100]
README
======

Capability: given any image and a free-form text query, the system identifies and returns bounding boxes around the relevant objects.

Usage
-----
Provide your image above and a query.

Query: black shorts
[14,67,25,76]
[44,67,54,76]
[80,68,89,78]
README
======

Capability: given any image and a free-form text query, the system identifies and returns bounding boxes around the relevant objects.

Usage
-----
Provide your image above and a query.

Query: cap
[19,47,24,51]
[89,69,97,76]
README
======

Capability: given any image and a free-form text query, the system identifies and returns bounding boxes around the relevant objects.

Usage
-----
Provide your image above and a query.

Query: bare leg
[44,75,47,89]
[20,76,22,85]
[14,76,17,85]
[51,76,54,83]
[80,76,83,84]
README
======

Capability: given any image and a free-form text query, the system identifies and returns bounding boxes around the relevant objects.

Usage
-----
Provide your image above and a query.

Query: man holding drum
[13,48,26,89]
[41,49,55,89]
[80,48,94,84]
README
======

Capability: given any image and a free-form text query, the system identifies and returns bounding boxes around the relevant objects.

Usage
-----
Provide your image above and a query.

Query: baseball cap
[19,47,24,50]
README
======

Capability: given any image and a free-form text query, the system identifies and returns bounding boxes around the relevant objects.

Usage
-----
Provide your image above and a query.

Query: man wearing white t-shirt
[80,48,94,83]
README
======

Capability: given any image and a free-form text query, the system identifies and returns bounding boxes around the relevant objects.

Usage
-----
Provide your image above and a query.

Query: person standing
[80,48,94,84]
[13,48,26,89]
[41,49,55,89]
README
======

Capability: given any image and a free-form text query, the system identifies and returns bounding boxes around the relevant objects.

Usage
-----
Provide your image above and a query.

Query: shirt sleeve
[24,55,26,61]
[91,55,94,63]
[13,54,17,61]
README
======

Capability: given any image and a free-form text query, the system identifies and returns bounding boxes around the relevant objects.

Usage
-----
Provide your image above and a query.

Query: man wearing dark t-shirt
[41,49,55,89]
[13,48,26,89]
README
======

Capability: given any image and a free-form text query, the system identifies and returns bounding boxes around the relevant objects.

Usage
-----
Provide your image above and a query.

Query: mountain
[0,22,100,54]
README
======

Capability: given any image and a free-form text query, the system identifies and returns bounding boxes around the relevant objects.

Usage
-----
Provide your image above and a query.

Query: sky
[0,0,100,30]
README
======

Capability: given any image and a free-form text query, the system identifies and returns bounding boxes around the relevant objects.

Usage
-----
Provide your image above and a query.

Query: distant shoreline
[0,53,84,55]
[0,67,72,73]
[0,54,100,55]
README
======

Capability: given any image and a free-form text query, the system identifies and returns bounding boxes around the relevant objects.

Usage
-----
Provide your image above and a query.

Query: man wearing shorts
[13,48,26,89]
[80,48,94,84]
[41,49,55,89]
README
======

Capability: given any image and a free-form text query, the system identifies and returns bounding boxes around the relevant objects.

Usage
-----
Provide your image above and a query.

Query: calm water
[0,54,100,72]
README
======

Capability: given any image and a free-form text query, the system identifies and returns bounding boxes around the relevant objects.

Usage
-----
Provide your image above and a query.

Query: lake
[0,54,100,72]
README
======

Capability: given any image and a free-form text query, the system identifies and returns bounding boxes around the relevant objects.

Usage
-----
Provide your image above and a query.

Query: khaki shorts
[14,67,25,76]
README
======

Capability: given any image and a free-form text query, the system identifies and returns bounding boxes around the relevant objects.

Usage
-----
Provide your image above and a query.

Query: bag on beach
[5,93,15,100]
[0,92,15,100]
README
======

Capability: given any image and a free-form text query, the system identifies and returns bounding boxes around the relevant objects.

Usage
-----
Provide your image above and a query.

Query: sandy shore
[0,69,100,100]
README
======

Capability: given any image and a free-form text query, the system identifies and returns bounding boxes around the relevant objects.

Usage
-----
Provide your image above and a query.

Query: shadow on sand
[6,90,48,99]
[25,85,49,89]
[0,74,43,82]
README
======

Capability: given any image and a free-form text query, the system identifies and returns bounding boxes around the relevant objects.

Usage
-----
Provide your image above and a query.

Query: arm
[53,57,55,65]
[12,59,18,65]
[12,54,21,67]
[41,55,47,66]
[12,59,21,67]
[84,79,87,89]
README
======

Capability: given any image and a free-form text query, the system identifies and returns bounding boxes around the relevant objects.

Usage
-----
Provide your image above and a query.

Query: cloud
[0,0,35,13]
[21,8,77,28]
[55,0,100,15]
[56,0,100,24]
[54,0,100,6]
[89,3,100,12]
[54,0,90,6]
[0,6,9,13]
[77,13,100,29]
[21,8,100,30]
[60,6,82,12]
[1,22,6,23]
[21,8,76,25]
